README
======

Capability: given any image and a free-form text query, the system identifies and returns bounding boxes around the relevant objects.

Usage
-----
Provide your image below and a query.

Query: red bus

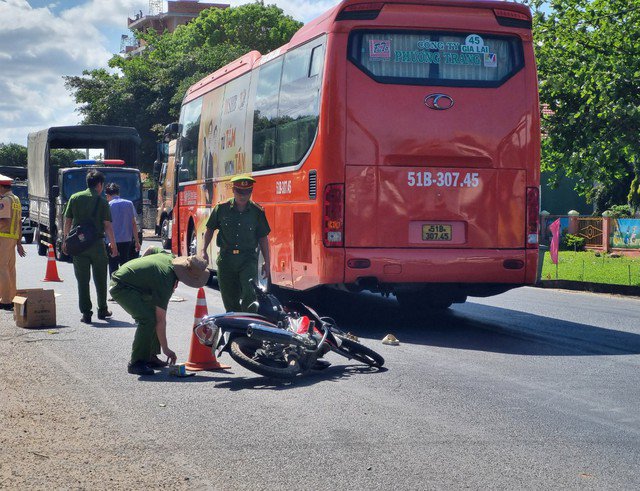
[170,0,540,310]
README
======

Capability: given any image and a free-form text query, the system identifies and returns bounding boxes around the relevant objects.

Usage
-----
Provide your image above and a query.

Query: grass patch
[541,250,640,286]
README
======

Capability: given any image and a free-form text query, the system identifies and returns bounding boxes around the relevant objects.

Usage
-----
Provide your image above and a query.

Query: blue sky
[0,0,339,146]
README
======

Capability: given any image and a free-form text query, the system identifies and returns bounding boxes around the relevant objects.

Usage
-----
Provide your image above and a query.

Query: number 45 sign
[461,34,489,54]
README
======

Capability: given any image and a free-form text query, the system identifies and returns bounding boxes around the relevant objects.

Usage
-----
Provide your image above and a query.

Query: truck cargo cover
[27,125,141,198]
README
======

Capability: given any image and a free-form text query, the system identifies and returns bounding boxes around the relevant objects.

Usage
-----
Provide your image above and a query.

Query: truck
[0,165,36,244]
[27,125,142,260]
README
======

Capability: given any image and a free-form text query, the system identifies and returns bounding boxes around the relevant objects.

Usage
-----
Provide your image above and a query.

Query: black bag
[64,197,101,256]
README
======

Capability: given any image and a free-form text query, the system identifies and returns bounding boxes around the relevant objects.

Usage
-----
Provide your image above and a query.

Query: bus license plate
[422,224,452,241]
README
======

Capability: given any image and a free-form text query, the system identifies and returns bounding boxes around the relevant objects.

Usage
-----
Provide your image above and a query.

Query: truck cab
[27,125,141,260]
[52,160,143,260]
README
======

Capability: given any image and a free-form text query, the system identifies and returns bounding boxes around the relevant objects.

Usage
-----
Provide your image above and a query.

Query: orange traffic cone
[42,244,63,282]
[185,288,230,371]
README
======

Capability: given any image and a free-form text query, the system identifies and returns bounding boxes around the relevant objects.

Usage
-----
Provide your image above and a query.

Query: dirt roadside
[0,313,193,490]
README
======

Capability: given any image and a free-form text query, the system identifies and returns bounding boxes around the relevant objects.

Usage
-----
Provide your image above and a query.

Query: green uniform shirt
[205,199,270,255]
[111,247,177,310]
[64,188,111,238]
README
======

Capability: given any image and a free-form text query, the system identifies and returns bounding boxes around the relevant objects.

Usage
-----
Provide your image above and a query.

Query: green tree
[0,144,96,170]
[50,149,87,168]
[0,143,27,167]
[527,0,640,213]
[64,2,302,169]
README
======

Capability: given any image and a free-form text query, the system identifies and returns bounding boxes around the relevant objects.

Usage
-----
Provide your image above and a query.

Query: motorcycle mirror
[250,278,268,294]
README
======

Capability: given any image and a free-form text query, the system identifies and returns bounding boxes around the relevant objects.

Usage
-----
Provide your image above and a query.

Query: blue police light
[73,159,126,166]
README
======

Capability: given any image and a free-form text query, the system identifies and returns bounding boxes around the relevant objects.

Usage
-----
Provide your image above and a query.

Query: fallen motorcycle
[193,283,384,379]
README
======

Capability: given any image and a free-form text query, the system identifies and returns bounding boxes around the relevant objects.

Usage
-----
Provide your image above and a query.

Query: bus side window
[309,44,324,78]
[277,40,324,167]
[252,58,283,172]
[177,98,202,182]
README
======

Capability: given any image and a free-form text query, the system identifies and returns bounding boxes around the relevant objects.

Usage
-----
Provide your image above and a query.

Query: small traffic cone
[42,244,63,282]
[185,288,230,371]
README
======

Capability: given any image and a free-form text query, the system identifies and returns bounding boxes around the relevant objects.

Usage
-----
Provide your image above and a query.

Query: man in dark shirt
[202,175,270,312]
[63,170,118,324]
[110,247,209,376]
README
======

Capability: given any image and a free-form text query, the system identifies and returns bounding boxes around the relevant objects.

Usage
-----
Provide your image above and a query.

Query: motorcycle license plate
[422,224,452,241]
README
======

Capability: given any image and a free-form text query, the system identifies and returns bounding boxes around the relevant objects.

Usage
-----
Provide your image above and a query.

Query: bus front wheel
[161,218,171,250]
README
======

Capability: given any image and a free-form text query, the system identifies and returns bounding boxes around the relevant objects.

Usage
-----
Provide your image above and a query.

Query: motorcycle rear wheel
[230,337,301,380]
[338,338,385,368]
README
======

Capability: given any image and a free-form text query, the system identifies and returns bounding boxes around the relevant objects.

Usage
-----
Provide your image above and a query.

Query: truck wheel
[161,218,171,250]
[23,234,34,244]
[36,229,48,256]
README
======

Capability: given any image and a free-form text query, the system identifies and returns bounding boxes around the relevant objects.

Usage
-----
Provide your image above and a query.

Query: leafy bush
[604,204,633,218]
[560,233,586,251]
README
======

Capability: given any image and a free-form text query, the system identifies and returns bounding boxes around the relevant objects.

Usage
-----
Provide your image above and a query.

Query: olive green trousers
[72,241,108,316]
[109,282,160,363]
[216,253,259,313]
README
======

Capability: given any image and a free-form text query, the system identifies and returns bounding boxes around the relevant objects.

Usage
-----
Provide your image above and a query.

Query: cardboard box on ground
[13,289,56,328]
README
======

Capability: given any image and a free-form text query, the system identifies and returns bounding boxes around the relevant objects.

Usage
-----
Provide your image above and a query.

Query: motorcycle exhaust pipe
[247,323,307,346]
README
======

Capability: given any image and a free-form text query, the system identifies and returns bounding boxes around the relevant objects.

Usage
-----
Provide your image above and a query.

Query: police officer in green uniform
[202,175,271,312]
[110,247,209,376]
[63,170,118,324]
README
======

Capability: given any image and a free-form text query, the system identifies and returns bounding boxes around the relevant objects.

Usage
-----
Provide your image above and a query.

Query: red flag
[549,218,561,265]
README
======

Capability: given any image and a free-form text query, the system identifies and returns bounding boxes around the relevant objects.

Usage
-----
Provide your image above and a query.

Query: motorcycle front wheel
[337,338,385,368]
[230,337,301,380]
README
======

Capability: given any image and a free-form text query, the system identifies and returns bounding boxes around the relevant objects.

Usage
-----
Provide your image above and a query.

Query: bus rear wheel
[395,289,455,312]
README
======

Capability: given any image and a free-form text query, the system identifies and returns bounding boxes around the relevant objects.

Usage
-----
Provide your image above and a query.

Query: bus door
[343,6,537,257]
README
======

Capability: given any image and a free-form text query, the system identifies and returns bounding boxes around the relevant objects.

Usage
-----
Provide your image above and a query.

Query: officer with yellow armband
[0,174,26,311]
[202,175,271,312]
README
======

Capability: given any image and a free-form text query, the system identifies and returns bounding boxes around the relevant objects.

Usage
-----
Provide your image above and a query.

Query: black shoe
[312,359,332,370]
[97,310,113,320]
[0,303,13,311]
[147,356,169,368]
[80,313,92,324]
[127,361,155,376]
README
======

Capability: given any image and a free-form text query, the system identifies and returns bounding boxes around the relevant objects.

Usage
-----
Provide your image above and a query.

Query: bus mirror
[147,189,157,203]
[179,168,190,182]
[51,185,59,199]
[153,159,162,181]
[164,122,180,138]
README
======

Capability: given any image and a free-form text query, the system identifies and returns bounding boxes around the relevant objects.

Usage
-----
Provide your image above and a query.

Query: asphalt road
[4,241,640,489]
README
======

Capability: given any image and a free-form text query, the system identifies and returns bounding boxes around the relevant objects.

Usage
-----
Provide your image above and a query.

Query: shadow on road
[297,289,640,357]
[133,364,386,389]
[211,363,386,391]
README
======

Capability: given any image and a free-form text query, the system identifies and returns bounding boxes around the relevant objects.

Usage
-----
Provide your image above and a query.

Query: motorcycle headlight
[194,319,219,347]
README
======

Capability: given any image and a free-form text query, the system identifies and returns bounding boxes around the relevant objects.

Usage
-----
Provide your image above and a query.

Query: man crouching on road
[110,246,209,376]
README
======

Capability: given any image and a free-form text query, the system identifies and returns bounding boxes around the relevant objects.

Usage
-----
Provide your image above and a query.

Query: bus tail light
[526,187,539,248]
[493,8,532,29]
[323,184,344,247]
[336,2,383,21]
